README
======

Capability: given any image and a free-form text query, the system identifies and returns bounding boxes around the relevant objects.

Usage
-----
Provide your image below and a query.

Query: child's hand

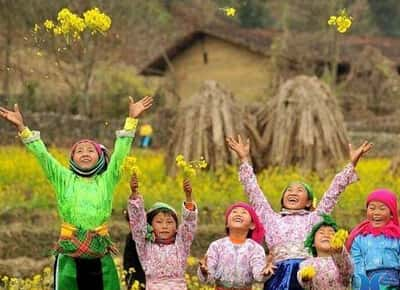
[330,229,349,253]
[299,266,316,282]
[0,104,25,131]
[199,256,208,276]
[263,255,277,277]
[183,178,193,203]
[226,135,250,163]
[349,141,373,167]
[129,96,153,118]
[129,173,140,199]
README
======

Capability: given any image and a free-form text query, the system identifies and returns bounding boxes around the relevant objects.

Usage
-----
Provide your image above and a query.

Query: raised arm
[103,96,153,190]
[0,104,70,195]
[176,179,198,257]
[227,135,278,225]
[332,248,353,287]
[316,142,372,214]
[127,193,148,263]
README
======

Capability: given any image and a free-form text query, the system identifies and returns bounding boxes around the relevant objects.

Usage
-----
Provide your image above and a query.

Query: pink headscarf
[346,189,400,250]
[70,139,103,158]
[225,202,265,244]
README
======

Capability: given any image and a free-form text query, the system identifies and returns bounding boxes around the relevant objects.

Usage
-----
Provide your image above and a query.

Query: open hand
[349,141,373,167]
[0,104,25,131]
[263,254,277,276]
[226,135,250,163]
[129,96,153,118]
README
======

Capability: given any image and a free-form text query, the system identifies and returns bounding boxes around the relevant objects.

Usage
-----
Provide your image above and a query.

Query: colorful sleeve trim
[21,130,41,144]
[124,117,138,131]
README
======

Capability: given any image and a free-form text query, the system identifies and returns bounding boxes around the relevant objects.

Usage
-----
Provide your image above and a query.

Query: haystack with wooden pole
[246,75,349,172]
[166,80,246,175]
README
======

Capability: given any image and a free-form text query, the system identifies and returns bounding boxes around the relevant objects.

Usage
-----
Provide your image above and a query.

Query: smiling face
[314,225,336,255]
[282,183,311,210]
[367,201,392,228]
[226,206,255,232]
[72,142,99,169]
[151,211,177,240]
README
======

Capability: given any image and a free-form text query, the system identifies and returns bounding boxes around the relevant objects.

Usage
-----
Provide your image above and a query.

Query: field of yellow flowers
[1,145,398,226]
[0,145,399,289]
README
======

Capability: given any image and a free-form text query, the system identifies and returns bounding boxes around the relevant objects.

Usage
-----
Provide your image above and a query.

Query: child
[297,214,353,289]
[0,96,152,290]
[127,174,197,290]
[346,189,400,290]
[226,135,372,290]
[138,123,153,148]
[198,202,274,290]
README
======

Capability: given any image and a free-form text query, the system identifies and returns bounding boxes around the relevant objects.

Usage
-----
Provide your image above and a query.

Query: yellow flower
[44,19,55,30]
[299,266,316,280]
[55,8,86,39]
[176,154,208,178]
[225,7,236,17]
[122,156,141,176]
[83,7,112,35]
[330,229,349,250]
[327,16,336,26]
[328,9,352,33]
[53,26,62,35]
[187,256,198,267]
[33,24,40,33]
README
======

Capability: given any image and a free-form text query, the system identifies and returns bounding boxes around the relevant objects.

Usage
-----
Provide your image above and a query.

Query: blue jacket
[351,234,400,276]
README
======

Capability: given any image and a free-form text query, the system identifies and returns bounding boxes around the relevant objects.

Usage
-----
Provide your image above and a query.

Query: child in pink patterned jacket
[227,135,372,290]
[127,174,197,290]
[198,202,274,290]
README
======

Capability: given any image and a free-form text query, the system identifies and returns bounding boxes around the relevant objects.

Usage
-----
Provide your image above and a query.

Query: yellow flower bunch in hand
[328,9,352,33]
[299,266,316,281]
[176,154,207,178]
[122,156,141,176]
[330,229,349,251]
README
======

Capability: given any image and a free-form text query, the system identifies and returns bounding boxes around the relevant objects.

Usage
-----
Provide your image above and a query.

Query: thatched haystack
[166,80,246,175]
[342,46,400,115]
[247,75,349,172]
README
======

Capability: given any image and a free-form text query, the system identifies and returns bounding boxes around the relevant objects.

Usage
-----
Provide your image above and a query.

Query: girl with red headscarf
[198,202,274,290]
[347,189,400,289]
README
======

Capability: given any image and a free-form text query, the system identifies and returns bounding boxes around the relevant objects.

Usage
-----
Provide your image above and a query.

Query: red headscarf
[346,189,400,250]
[225,202,265,244]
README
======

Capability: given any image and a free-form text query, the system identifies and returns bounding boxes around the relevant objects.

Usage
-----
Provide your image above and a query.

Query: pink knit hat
[225,202,265,244]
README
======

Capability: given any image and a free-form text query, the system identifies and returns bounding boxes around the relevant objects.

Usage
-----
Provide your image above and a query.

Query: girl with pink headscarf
[198,202,274,290]
[347,189,400,289]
